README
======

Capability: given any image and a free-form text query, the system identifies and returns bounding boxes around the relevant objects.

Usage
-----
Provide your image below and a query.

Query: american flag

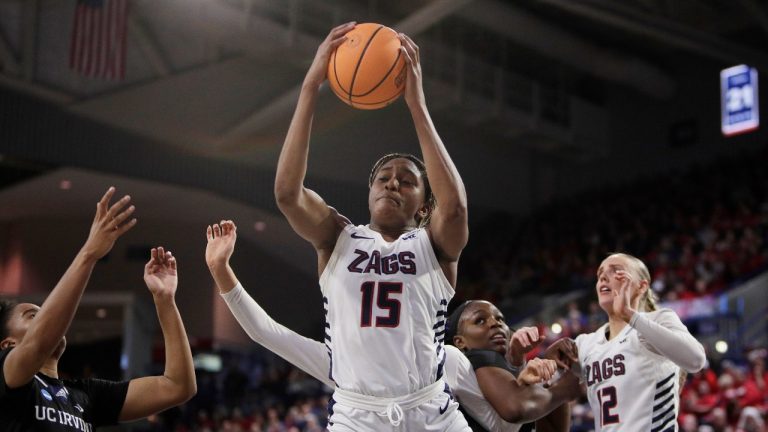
[69,0,129,80]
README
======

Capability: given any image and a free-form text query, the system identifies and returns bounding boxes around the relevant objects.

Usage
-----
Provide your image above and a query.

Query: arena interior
[0,0,766,431]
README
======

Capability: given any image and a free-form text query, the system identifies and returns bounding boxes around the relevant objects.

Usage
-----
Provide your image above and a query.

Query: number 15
[360,282,402,328]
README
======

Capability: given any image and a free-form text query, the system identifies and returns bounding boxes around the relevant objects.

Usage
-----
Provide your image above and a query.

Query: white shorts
[327,381,471,431]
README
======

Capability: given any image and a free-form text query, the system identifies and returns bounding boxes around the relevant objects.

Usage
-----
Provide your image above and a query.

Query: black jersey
[0,348,129,431]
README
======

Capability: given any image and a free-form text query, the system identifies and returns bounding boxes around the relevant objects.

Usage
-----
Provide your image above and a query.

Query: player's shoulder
[338,224,377,244]
[643,308,682,327]
[642,307,680,323]
[444,345,472,371]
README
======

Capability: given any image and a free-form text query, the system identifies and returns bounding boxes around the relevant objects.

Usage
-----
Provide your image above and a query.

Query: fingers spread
[117,218,137,235]
[98,186,116,210]
[107,195,131,219]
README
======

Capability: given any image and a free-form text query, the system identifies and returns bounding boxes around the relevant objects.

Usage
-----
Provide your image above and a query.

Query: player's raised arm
[119,248,196,421]
[275,22,356,258]
[205,220,332,387]
[2,187,136,389]
[398,33,468,273]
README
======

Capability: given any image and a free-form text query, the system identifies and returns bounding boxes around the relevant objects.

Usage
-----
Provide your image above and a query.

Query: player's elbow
[274,183,299,208]
[686,347,707,373]
[497,403,527,424]
[170,380,197,406]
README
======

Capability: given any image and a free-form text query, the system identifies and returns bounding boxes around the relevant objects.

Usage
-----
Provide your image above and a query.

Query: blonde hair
[606,252,658,312]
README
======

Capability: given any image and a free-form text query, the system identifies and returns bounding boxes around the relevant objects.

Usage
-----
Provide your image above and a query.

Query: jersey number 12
[598,386,620,426]
[360,281,402,327]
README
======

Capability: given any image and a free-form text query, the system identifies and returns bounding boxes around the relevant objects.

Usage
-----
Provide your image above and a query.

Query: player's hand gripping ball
[327,23,406,110]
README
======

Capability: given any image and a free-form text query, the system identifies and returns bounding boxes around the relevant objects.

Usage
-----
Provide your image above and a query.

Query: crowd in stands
[457,146,768,314]
[132,351,334,432]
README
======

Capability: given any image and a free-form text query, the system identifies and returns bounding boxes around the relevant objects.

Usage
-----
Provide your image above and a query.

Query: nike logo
[351,232,374,240]
[439,398,450,414]
[619,338,628,344]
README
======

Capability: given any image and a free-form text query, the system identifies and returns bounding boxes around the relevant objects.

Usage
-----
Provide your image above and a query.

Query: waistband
[332,379,447,427]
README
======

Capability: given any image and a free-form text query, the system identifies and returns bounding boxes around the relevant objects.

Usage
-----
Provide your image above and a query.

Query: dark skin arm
[534,400,571,432]
[118,248,196,421]
[475,358,579,424]
[399,34,468,285]
[2,188,136,388]
[534,337,579,431]
[274,23,356,275]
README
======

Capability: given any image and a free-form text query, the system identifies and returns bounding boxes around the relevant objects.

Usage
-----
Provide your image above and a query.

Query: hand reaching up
[304,22,357,89]
[82,187,137,260]
[507,326,543,367]
[144,247,178,301]
[206,220,237,270]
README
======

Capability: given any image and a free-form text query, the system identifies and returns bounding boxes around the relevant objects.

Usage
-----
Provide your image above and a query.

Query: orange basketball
[327,23,406,110]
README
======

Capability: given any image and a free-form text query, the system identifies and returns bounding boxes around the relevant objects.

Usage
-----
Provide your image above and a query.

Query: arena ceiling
[0,0,766,168]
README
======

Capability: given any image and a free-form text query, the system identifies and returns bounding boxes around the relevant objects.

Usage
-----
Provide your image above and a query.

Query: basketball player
[274,22,469,430]
[445,300,580,432]
[205,221,580,432]
[575,253,706,432]
[0,188,196,431]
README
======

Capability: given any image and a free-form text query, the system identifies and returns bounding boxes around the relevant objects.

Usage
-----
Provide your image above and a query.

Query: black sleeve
[0,348,11,397]
[464,349,514,373]
[73,378,130,426]
[0,348,26,399]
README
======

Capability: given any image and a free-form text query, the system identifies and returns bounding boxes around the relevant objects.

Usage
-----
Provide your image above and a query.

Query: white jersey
[575,309,705,432]
[444,345,522,432]
[319,224,454,397]
[221,284,521,432]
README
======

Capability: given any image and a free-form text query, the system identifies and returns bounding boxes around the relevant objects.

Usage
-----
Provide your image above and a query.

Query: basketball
[327,23,407,110]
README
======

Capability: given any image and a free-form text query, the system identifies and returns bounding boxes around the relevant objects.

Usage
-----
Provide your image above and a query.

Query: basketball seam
[352,47,402,98]
[348,25,385,103]
[331,45,350,96]
[350,67,406,108]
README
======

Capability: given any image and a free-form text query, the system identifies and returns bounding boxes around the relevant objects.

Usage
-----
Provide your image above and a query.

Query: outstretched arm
[631,310,706,372]
[119,248,196,422]
[3,187,136,388]
[274,22,356,257]
[399,34,468,268]
[534,399,571,432]
[206,221,332,386]
[476,358,579,424]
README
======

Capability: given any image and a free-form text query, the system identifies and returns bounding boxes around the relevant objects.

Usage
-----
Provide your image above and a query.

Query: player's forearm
[154,295,196,401]
[23,250,98,358]
[275,84,319,204]
[208,261,239,295]
[631,312,706,372]
[535,403,571,432]
[409,105,467,212]
[512,382,572,422]
[221,284,333,386]
[513,368,581,423]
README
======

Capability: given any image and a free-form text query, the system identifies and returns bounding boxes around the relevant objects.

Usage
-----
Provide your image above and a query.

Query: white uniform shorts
[327,380,471,431]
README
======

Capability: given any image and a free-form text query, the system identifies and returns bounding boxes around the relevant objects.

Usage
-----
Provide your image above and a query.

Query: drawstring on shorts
[378,401,404,427]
